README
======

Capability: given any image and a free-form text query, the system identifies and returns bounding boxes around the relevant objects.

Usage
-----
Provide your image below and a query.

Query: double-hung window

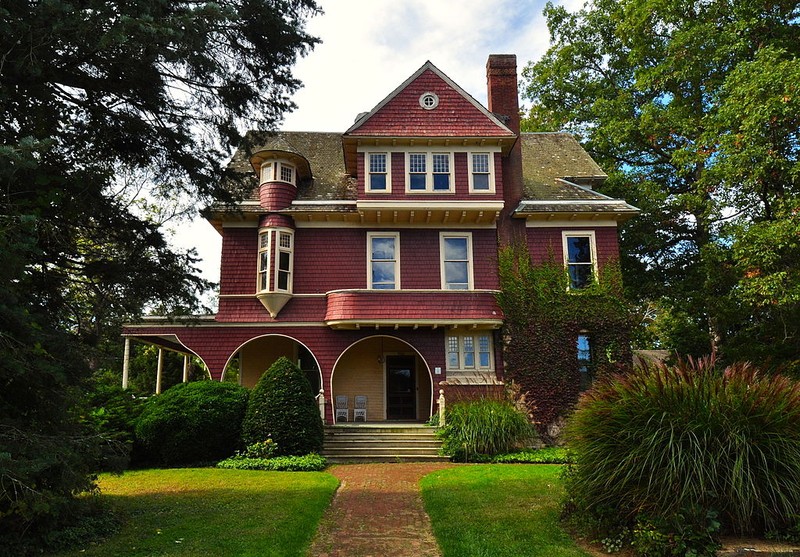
[258,229,294,293]
[563,231,596,289]
[440,232,473,290]
[406,152,452,192]
[469,153,494,192]
[446,332,494,371]
[366,153,390,192]
[368,232,400,289]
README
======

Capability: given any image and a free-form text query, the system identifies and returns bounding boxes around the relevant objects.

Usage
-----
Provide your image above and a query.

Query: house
[121,55,638,425]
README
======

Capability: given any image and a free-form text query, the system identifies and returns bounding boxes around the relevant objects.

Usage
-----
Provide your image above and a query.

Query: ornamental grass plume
[565,356,800,536]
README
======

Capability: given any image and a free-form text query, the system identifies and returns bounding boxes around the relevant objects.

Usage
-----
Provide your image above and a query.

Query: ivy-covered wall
[497,246,634,439]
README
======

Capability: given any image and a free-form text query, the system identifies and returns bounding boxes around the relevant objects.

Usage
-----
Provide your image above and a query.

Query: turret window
[259,161,296,186]
[258,228,294,293]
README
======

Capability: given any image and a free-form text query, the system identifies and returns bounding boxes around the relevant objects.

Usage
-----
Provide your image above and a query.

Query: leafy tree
[522,0,799,369]
[0,0,319,545]
[241,357,323,456]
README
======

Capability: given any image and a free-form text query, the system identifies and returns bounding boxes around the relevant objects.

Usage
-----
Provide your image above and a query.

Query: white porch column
[155,348,164,394]
[182,354,190,383]
[438,389,446,426]
[122,337,131,390]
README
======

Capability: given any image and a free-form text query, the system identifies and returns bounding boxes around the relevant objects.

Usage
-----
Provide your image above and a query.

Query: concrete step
[322,424,446,463]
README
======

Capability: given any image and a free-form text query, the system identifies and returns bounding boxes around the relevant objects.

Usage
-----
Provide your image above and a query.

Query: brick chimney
[487,54,524,244]
[486,54,520,134]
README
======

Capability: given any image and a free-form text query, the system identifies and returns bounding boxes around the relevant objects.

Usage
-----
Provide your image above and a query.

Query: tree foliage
[0,0,319,544]
[522,0,799,370]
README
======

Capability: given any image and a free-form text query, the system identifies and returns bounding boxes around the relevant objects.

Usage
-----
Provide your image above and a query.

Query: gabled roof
[344,61,515,138]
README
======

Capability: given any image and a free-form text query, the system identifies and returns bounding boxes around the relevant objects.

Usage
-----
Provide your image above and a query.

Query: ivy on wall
[497,245,634,438]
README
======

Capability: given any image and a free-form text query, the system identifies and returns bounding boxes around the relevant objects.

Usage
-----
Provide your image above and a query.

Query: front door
[386,355,416,420]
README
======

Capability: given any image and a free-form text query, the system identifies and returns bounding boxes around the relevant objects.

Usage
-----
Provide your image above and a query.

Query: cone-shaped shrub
[134,381,249,465]
[241,357,323,456]
[566,357,800,537]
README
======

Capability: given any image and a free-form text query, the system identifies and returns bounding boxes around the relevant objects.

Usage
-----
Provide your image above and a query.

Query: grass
[421,464,590,557]
[49,468,338,557]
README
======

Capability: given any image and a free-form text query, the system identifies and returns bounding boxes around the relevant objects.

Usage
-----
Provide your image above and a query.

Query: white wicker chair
[354,395,367,422]
[335,395,349,423]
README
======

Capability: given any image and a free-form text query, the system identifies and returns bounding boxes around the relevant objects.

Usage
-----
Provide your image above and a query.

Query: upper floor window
[368,232,400,290]
[563,231,597,289]
[406,152,452,192]
[440,232,473,290]
[258,228,294,293]
[260,161,296,186]
[447,331,494,371]
[469,153,494,192]
[366,153,390,192]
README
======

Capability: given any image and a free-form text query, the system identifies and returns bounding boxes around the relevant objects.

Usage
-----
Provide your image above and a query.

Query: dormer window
[259,160,296,186]
[406,152,452,192]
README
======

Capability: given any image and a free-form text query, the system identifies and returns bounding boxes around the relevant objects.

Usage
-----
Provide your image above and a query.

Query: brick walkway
[308,462,454,557]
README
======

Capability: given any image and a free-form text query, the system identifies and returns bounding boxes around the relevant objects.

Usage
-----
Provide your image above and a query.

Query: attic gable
[345,61,515,138]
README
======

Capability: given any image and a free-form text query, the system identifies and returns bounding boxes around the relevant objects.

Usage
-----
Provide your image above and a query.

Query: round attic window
[419,92,439,110]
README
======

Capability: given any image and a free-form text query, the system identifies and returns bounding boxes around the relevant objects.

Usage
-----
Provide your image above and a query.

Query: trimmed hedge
[134,381,249,466]
[241,357,323,456]
[217,453,327,472]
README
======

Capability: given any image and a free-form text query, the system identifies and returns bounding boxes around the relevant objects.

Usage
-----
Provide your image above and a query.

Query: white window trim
[468,152,496,193]
[446,331,494,372]
[259,160,296,186]
[365,152,392,193]
[257,227,294,294]
[257,230,272,292]
[405,152,454,193]
[367,231,401,290]
[562,230,598,290]
[274,229,294,294]
[440,232,474,290]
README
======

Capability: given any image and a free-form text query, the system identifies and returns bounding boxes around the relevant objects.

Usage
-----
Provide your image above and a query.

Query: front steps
[322,423,449,463]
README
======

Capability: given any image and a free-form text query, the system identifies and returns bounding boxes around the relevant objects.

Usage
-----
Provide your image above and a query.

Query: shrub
[438,399,535,462]
[134,381,249,466]
[241,357,323,456]
[217,453,327,472]
[565,357,800,553]
[492,447,569,464]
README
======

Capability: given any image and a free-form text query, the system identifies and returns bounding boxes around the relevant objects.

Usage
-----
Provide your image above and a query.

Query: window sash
[441,234,472,290]
[406,152,452,192]
[368,233,399,289]
[368,153,388,191]
[563,233,596,290]
[446,333,493,371]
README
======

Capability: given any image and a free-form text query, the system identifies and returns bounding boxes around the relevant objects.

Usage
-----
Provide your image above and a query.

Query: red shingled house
[122,55,637,427]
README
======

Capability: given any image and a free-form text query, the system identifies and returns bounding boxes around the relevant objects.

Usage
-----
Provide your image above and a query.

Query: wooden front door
[386,355,416,420]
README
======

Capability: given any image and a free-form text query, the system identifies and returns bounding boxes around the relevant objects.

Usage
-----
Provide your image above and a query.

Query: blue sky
[173,0,583,295]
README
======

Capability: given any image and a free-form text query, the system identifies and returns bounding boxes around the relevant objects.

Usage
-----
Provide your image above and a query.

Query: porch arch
[224,334,323,393]
[330,335,434,422]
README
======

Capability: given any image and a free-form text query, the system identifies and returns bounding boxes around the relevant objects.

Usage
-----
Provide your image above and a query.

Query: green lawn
[421,464,591,557]
[51,468,338,557]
